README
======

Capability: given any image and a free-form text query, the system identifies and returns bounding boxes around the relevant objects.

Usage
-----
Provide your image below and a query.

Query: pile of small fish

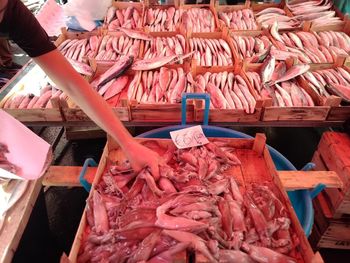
[189,38,233,66]
[78,140,298,262]
[255,7,301,29]
[58,37,99,63]
[127,67,190,104]
[313,31,350,55]
[105,6,142,30]
[95,35,142,61]
[1,86,66,109]
[181,8,216,33]
[247,71,314,107]
[189,71,256,113]
[58,37,98,76]
[218,9,258,30]
[287,0,343,27]
[270,28,350,63]
[245,56,316,107]
[301,67,350,102]
[230,34,273,62]
[142,35,186,63]
[0,143,18,174]
[276,31,334,63]
[144,7,183,32]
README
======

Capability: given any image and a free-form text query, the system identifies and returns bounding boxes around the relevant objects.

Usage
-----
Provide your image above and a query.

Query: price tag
[170,126,209,149]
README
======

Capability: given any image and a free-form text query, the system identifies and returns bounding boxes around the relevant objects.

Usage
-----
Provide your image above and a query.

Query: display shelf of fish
[0,143,18,174]
[94,35,143,62]
[73,136,313,263]
[188,37,233,66]
[105,5,143,31]
[287,0,344,28]
[144,7,183,32]
[255,7,301,30]
[189,70,257,113]
[142,35,186,64]
[230,33,273,62]
[218,9,258,30]
[127,66,191,104]
[301,67,350,103]
[180,8,216,33]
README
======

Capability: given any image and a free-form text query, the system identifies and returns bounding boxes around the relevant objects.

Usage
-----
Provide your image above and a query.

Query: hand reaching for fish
[124,141,161,181]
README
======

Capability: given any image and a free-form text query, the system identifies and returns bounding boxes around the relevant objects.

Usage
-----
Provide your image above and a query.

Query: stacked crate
[310,132,350,250]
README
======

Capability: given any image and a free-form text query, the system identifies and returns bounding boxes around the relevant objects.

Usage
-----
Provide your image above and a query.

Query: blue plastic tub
[137,125,314,237]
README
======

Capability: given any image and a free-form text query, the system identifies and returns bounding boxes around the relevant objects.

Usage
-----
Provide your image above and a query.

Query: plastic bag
[63,0,112,31]
[66,16,103,32]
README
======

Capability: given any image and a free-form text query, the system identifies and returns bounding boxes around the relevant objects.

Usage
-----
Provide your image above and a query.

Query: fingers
[150,161,160,181]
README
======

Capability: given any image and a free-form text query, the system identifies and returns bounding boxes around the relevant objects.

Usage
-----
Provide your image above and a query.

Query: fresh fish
[103,75,129,100]
[132,52,193,71]
[94,56,133,88]
[260,56,276,84]
[273,64,310,84]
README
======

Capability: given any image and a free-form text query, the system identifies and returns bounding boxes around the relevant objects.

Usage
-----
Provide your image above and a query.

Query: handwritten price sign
[170,126,209,149]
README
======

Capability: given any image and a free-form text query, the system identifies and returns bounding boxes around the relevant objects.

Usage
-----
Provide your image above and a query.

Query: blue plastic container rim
[137,125,314,237]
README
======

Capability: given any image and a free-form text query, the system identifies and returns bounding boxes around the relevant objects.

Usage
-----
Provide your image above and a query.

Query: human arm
[33,50,160,177]
[1,0,160,176]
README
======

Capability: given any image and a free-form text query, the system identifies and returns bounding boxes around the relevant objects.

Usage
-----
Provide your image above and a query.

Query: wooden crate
[242,62,331,122]
[300,4,349,32]
[129,63,195,122]
[298,61,350,121]
[0,67,63,123]
[55,28,100,82]
[192,64,264,123]
[142,4,182,33]
[69,134,316,262]
[229,28,273,63]
[187,29,238,67]
[179,2,221,35]
[311,196,350,250]
[215,2,254,32]
[94,31,146,68]
[314,132,350,218]
[103,1,145,31]
[61,59,130,122]
[140,31,189,64]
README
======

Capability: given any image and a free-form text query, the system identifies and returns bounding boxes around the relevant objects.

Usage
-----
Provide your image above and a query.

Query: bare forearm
[33,49,134,151]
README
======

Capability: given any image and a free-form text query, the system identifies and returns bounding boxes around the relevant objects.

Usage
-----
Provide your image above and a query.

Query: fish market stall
[2,0,350,261]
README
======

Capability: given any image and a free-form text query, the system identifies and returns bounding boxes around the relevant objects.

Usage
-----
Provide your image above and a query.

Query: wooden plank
[195,108,263,123]
[130,104,194,122]
[278,171,343,191]
[1,108,62,122]
[65,127,106,140]
[252,133,266,156]
[42,166,97,187]
[318,221,350,249]
[0,179,42,263]
[263,107,330,121]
